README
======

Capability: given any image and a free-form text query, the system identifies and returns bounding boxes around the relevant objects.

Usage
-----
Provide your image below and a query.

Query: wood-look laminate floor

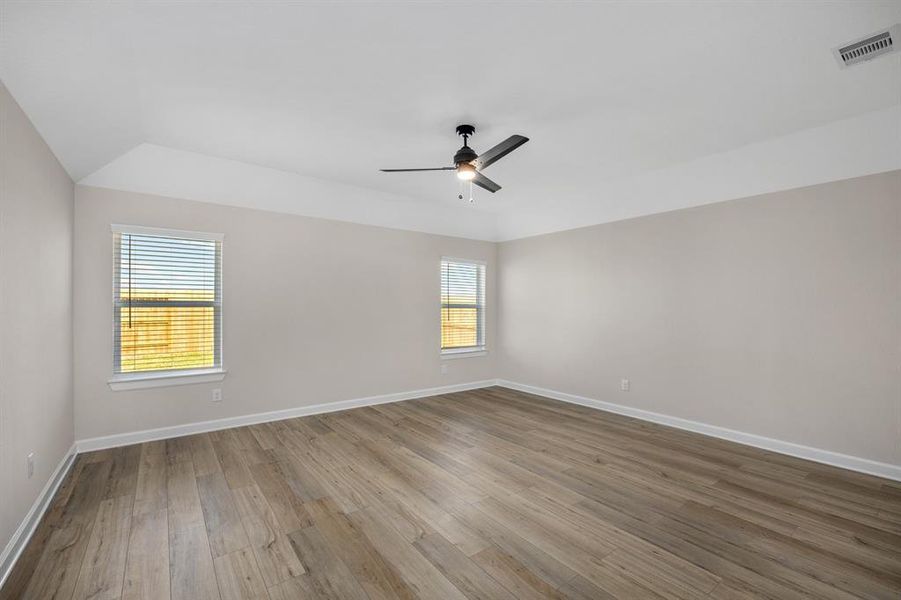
[3,387,900,600]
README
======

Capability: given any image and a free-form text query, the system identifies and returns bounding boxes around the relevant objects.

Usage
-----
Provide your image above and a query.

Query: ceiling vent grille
[834,25,900,68]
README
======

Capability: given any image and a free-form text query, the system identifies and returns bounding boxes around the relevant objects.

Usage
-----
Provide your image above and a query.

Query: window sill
[108,368,227,391]
[441,349,488,360]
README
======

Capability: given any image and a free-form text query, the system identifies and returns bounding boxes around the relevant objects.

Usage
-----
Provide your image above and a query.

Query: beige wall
[75,172,901,467]
[498,171,901,466]
[74,186,496,440]
[0,83,74,556]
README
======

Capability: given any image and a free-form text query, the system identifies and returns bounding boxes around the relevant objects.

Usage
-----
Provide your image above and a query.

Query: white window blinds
[113,226,222,375]
[441,258,486,352]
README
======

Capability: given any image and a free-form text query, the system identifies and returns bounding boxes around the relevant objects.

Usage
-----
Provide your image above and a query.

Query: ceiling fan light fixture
[456,163,476,180]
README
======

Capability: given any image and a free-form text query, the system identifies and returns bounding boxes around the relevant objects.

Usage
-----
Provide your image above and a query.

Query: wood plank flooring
[2,386,900,599]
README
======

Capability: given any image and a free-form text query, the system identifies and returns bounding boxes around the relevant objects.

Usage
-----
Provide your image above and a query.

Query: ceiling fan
[380,125,528,194]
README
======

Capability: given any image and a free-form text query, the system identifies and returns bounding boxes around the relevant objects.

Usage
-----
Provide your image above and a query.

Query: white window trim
[110,224,226,390]
[108,368,227,391]
[111,223,224,242]
[440,348,488,360]
[440,256,487,357]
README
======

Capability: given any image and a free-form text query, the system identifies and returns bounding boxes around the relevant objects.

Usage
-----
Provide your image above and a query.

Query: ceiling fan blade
[380,167,455,172]
[472,171,501,193]
[473,135,529,170]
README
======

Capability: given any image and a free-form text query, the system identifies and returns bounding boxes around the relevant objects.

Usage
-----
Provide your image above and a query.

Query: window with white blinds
[441,258,486,353]
[112,226,223,376]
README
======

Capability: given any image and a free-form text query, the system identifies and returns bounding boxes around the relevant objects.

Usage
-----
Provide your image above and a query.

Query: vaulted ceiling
[2,1,899,240]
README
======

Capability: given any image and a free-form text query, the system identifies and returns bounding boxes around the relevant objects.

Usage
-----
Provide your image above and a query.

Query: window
[110,225,223,387]
[441,258,486,355]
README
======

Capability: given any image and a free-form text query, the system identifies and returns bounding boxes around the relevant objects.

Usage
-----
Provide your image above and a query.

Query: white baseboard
[77,380,496,452]
[0,443,77,590]
[70,375,901,478]
[496,380,901,482]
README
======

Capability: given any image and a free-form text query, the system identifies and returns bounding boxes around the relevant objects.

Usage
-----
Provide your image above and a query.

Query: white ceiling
[2,1,900,240]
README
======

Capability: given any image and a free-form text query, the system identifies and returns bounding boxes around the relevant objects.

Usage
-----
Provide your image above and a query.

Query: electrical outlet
[212,388,222,402]
[620,378,630,392]
[27,453,35,479]
[440,364,449,375]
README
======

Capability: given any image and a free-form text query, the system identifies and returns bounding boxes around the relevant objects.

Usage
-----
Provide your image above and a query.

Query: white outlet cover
[212,388,222,402]
[620,379,631,391]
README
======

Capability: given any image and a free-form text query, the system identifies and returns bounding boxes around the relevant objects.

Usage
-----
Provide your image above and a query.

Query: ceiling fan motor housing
[454,146,478,165]
[454,124,478,165]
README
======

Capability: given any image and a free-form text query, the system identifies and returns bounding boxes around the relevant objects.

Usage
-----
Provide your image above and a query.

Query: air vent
[833,25,900,68]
